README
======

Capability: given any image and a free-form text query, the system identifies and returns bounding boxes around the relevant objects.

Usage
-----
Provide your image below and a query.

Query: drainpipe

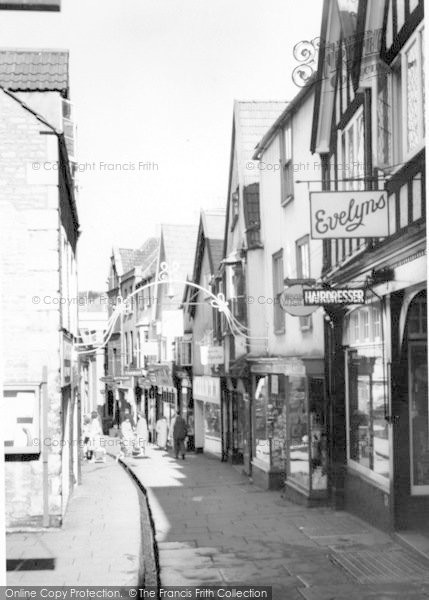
[42,366,50,527]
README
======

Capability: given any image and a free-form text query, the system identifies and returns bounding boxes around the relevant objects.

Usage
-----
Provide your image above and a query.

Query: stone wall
[0,89,74,527]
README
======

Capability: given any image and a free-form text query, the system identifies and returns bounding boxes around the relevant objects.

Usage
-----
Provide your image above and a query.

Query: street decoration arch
[76,262,267,356]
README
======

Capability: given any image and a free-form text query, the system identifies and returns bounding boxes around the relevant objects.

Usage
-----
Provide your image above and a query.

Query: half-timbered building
[311,0,426,531]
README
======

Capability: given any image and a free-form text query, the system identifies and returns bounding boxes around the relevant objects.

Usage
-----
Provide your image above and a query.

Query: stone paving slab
[6,456,141,586]
[120,444,429,594]
[299,582,429,600]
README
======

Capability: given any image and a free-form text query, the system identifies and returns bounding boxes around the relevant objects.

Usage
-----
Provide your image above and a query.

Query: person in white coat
[156,416,168,450]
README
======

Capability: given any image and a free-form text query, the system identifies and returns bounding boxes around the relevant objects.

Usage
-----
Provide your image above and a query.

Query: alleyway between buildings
[6,443,429,599]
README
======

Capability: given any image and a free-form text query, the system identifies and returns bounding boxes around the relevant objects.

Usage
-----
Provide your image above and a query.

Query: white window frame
[344,301,390,491]
[339,106,365,192]
[400,23,425,164]
[344,347,391,492]
[280,122,294,206]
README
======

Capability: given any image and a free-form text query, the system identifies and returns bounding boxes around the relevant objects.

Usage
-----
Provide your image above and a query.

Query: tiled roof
[117,248,138,275]
[0,49,69,95]
[202,208,226,241]
[208,238,224,274]
[200,209,226,273]
[139,237,159,279]
[117,237,159,278]
[161,223,198,298]
[234,101,287,186]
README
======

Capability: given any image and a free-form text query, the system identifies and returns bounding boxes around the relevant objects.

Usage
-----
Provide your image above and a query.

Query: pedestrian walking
[173,411,188,460]
[156,416,168,450]
[136,412,149,457]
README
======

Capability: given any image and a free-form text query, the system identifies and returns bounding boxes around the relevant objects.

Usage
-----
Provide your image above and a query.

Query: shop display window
[254,376,269,463]
[345,304,390,482]
[254,375,287,465]
[287,376,310,489]
[204,402,221,439]
[282,375,328,493]
[269,374,287,470]
[409,342,429,492]
[253,372,327,494]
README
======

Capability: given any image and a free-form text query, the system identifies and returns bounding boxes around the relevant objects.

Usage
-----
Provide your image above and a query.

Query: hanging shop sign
[124,367,146,377]
[61,336,72,387]
[280,284,319,317]
[201,345,224,366]
[303,288,366,306]
[4,384,41,454]
[193,375,220,404]
[309,191,389,239]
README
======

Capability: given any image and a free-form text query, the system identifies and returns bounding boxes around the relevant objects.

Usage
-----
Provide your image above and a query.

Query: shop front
[326,263,428,532]
[193,375,222,456]
[249,357,327,502]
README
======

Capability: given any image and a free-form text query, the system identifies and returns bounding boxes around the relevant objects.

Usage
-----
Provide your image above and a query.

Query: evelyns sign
[310,191,389,239]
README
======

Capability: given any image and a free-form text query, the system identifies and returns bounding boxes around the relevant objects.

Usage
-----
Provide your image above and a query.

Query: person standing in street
[136,412,149,457]
[119,414,134,458]
[88,411,105,462]
[173,411,188,460]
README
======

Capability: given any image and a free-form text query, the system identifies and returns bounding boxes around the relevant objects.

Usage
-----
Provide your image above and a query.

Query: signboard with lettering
[0,0,61,9]
[280,285,319,317]
[310,191,389,239]
[303,288,366,306]
[201,345,224,366]
[124,368,145,377]
[4,384,41,454]
[193,375,221,403]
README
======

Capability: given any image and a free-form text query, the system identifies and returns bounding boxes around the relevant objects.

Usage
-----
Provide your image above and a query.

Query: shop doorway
[222,389,244,464]
[394,290,429,530]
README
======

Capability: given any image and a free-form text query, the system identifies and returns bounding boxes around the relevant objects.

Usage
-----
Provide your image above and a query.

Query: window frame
[295,235,312,331]
[280,122,294,206]
[400,24,425,163]
[344,302,390,491]
[272,249,285,334]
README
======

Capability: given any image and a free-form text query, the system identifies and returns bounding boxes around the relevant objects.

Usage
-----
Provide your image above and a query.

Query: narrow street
[118,445,429,600]
[1,0,427,593]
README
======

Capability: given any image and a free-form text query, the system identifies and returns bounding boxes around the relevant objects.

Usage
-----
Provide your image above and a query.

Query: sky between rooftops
[0,0,322,290]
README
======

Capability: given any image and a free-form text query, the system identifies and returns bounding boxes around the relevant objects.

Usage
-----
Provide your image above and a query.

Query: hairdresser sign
[310,191,389,239]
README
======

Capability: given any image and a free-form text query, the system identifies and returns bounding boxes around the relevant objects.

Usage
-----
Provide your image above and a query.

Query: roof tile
[0,49,69,94]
